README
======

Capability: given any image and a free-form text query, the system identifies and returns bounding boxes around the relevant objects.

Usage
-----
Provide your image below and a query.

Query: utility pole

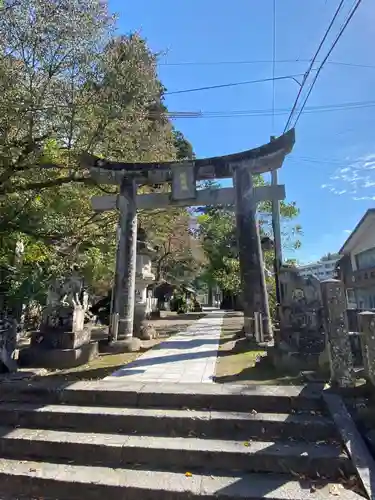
[270,136,283,309]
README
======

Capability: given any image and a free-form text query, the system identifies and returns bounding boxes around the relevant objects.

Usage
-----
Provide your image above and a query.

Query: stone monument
[270,265,325,372]
[321,279,354,388]
[19,266,98,369]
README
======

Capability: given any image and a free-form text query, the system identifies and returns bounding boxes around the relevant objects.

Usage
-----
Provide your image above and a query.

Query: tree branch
[0,173,94,194]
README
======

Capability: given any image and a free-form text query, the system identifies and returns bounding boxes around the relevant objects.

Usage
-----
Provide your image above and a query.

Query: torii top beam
[81,129,295,185]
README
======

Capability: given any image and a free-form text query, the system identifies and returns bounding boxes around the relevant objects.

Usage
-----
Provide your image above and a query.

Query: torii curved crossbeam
[81,128,295,185]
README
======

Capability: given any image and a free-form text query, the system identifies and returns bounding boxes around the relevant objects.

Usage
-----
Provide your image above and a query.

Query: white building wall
[297,259,339,281]
[350,229,375,271]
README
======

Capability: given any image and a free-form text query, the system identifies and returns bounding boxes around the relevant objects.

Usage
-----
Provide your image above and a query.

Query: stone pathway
[105,309,224,383]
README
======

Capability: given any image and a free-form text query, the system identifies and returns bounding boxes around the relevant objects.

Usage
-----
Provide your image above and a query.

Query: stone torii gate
[82,128,295,350]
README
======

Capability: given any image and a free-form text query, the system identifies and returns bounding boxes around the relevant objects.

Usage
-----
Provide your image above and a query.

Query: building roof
[339,208,375,255]
[297,258,338,270]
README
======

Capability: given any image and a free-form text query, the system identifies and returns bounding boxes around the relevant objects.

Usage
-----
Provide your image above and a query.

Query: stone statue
[47,266,83,308]
[137,225,155,253]
[44,265,84,329]
[60,265,84,307]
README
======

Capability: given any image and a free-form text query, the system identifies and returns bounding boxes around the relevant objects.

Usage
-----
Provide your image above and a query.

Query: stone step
[0,403,337,442]
[0,458,363,500]
[0,427,353,479]
[0,380,326,413]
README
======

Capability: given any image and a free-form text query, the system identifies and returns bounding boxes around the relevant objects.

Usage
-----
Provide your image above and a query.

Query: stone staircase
[0,380,367,499]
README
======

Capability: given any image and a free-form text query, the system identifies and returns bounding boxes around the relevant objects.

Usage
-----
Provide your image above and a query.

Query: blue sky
[109,0,374,264]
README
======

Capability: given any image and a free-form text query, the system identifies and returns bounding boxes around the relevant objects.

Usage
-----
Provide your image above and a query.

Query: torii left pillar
[109,177,139,350]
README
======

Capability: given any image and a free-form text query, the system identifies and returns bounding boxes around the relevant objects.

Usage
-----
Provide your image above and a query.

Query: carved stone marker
[358,311,375,388]
[273,266,324,371]
[321,279,354,388]
[19,270,98,369]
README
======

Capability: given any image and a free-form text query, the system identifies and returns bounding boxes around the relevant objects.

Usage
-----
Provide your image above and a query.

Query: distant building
[337,209,375,309]
[297,257,339,281]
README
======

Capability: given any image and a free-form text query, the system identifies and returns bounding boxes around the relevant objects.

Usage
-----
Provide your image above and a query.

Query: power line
[284,0,346,132]
[164,73,308,96]
[288,156,351,165]
[7,96,375,118]
[292,0,363,128]
[271,0,276,133]
[158,59,375,70]
[166,98,375,119]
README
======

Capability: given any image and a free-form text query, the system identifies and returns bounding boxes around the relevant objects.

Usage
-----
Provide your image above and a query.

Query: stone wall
[359,312,375,388]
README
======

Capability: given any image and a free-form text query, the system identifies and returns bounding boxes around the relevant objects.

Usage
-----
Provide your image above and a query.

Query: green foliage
[173,130,195,160]
[0,0,197,305]
[320,252,340,261]
[196,176,302,301]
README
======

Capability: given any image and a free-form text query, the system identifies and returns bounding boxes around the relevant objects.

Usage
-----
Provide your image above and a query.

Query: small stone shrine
[19,266,98,369]
[271,265,325,372]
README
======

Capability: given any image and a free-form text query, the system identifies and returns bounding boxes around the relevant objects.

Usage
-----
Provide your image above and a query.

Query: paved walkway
[105,309,225,383]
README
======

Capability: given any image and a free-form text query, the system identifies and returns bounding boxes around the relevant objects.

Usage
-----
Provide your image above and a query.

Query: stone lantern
[133,229,157,340]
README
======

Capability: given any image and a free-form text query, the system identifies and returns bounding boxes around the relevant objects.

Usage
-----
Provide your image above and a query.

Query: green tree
[0,0,197,307]
[196,176,302,308]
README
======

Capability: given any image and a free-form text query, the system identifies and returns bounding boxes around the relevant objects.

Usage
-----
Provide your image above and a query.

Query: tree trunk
[207,285,213,306]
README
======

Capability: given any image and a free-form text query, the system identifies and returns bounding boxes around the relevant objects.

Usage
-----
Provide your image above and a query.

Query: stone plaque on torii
[81,128,295,349]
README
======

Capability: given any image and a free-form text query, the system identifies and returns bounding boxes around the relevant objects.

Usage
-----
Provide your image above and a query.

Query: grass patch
[215,312,304,385]
[44,351,142,383]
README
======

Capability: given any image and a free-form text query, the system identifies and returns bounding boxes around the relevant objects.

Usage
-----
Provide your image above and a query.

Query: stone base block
[268,346,321,373]
[19,342,98,369]
[31,327,91,350]
[98,337,141,354]
[150,310,168,319]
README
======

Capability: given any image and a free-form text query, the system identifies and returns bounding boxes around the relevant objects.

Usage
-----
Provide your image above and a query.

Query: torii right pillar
[234,166,271,339]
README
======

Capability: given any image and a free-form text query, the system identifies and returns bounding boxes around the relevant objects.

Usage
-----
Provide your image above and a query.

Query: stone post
[358,311,375,388]
[233,167,271,339]
[321,279,354,388]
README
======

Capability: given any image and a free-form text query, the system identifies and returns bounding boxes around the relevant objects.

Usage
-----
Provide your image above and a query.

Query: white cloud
[323,152,375,200]
[343,229,352,234]
[353,196,375,201]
